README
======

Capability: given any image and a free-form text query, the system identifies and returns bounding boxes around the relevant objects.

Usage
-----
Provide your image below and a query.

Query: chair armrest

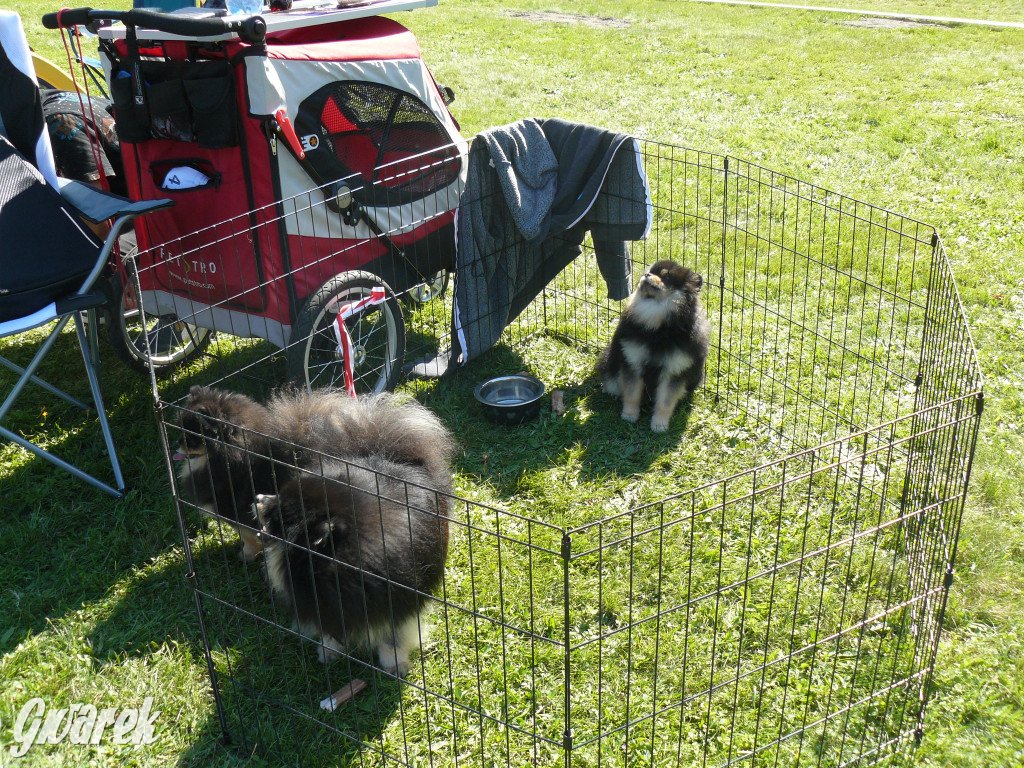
[56,178,173,224]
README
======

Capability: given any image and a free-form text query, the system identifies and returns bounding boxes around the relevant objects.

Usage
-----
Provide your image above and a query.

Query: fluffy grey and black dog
[596,260,709,432]
[251,393,455,677]
[174,386,453,551]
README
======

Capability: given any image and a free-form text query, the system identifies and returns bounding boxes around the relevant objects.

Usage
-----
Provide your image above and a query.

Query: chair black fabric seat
[0,135,103,322]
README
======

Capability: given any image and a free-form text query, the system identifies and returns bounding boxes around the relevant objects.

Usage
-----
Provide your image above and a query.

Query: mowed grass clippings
[3,0,1022,766]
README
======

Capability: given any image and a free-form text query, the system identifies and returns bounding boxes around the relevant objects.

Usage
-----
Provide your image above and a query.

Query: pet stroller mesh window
[295,82,460,205]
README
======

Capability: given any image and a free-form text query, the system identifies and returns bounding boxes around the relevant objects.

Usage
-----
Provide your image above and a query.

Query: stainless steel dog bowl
[474,374,545,425]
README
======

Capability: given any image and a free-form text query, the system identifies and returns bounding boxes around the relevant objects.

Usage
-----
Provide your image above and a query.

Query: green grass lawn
[2,0,1022,766]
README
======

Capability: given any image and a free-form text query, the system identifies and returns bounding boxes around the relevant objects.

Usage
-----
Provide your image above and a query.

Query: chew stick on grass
[319,678,368,711]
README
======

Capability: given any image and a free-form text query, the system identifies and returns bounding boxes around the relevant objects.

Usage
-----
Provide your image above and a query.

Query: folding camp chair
[0,10,171,497]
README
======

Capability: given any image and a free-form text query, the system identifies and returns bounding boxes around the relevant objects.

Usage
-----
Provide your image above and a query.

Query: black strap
[125,24,150,133]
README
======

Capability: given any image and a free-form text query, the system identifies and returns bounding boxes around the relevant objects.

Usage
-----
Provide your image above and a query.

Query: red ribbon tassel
[333,287,387,398]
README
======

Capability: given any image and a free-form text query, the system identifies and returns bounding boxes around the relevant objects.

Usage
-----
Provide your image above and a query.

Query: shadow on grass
[0,330,185,656]
[174,661,406,768]
[416,342,695,504]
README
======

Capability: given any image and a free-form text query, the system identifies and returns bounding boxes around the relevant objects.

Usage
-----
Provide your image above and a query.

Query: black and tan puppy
[252,394,454,678]
[596,260,709,432]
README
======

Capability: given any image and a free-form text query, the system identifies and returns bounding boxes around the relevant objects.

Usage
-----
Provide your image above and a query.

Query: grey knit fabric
[407,119,651,378]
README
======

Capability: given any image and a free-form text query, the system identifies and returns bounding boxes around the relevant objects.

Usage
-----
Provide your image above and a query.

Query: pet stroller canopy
[245,16,466,238]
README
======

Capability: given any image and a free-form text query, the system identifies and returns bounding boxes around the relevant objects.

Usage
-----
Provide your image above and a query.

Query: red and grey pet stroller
[48,3,466,392]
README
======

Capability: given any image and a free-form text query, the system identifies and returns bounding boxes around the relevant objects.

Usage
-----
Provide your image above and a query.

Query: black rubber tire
[287,271,405,394]
[104,250,212,375]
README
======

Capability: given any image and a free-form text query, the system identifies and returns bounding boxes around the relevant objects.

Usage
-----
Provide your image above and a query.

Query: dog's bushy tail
[265,388,456,492]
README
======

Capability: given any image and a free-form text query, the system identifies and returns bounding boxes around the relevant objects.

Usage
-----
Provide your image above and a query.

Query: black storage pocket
[184,74,237,149]
[147,79,194,143]
[108,59,236,146]
[110,75,151,143]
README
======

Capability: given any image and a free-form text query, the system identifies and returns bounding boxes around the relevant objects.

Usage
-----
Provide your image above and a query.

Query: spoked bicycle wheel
[105,249,213,375]
[287,271,405,394]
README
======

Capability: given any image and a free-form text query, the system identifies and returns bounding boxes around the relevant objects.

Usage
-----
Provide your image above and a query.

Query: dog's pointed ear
[192,403,214,425]
[194,407,233,441]
[253,494,279,530]
[311,520,335,548]
[690,272,704,292]
[311,516,350,552]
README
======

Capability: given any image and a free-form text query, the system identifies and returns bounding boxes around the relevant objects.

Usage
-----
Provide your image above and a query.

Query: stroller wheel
[403,270,449,306]
[288,271,406,394]
[105,248,213,375]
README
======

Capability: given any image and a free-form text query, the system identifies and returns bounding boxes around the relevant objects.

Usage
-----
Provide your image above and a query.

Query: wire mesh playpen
[135,138,982,767]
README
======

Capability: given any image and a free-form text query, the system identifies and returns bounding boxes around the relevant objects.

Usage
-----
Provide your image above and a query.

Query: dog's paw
[316,639,344,664]
[238,528,264,562]
[316,645,338,664]
[239,542,263,563]
[650,416,670,433]
[377,643,410,678]
[621,409,640,424]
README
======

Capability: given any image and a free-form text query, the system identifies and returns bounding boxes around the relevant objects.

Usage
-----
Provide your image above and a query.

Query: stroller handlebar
[42,7,94,28]
[43,7,267,44]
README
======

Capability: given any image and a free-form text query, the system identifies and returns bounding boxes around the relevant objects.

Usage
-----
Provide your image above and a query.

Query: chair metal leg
[0,423,123,497]
[0,315,75,422]
[0,313,125,498]
[0,353,90,411]
[74,309,126,494]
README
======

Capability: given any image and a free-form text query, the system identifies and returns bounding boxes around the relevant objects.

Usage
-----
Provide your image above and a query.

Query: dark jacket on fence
[408,117,652,378]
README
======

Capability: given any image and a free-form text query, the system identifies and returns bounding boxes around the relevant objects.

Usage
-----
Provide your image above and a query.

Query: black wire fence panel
[141,139,982,767]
